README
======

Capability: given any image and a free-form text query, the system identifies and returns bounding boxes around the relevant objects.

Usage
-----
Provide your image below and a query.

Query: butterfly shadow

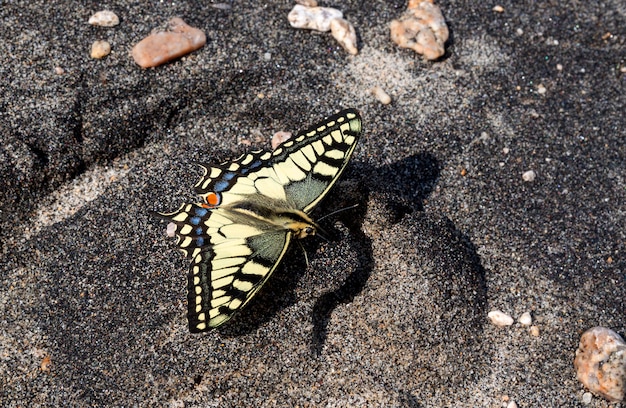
[307,151,441,356]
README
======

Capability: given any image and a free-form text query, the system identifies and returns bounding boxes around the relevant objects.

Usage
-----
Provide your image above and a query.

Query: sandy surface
[0,1,624,407]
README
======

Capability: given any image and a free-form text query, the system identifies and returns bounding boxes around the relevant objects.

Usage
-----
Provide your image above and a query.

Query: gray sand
[0,1,624,407]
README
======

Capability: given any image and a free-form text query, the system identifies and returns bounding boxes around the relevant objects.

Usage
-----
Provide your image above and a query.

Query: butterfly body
[158,109,361,332]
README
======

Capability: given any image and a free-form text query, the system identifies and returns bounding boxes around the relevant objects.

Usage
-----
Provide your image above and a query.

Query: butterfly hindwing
[194,109,362,212]
[163,203,292,332]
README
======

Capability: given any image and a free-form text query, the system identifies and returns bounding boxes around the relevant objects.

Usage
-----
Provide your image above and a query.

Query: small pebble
[40,355,52,372]
[88,10,120,27]
[288,4,343,32]
[530,325,540,337]
[390,0,449,60]
[506,401,518,408]
[272,131,292,150]
[582,392,593,404]
[493,5,505,13]
[557,63,563,71]
[488,310,514,326]
[330,18,358,55]
[370,86,392,105]
[166,222,176,238]
[132,18,206,68]
[518,311,532,326]
[537,84,547,94]
[54,66,65,75]
[90,40,111,59]
[522,170,536,182]
[210,3,232,10]
[574,327,626,402]
[296,0,318,6]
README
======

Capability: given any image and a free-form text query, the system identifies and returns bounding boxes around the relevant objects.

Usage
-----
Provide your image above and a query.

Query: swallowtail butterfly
[157,109,362,332]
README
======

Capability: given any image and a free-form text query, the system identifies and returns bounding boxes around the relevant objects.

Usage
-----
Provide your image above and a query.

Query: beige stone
[575,327,626,402]
[390,0,449,60]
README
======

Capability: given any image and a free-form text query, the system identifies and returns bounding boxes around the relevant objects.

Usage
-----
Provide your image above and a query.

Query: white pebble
[493,5,505,12]
[582,392,593,404]
[90,40,111,59]
[537,84,547,94]
[330,17,358,55]
[370,86,392,105]
[88,10,120,27]
[518,311,532,326]
[166,222,177,237]
[488,310,514,326]
[288,4,343,32]
[522,170,536,182]
[506,401,518,408]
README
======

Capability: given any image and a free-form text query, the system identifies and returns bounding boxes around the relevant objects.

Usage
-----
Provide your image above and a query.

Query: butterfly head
[291,222,317,239]
[275,209,318,239]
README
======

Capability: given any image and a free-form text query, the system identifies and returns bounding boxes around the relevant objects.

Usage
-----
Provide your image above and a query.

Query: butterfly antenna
[317,203,359,222]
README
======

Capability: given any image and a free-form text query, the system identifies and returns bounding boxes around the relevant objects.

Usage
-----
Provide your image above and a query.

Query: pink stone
[132,18,206,68]
[574,327,626,402]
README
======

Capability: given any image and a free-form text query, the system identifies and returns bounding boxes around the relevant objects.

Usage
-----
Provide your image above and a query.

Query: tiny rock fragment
[530,325,540,337]
[518,311,532,326]
[132,17,206,68]
[330,18,358,55]
[493,5,505,13]
[537,84,547,94]
[54,66,65,75]
[288,4,343,32]
[522,170,536,182]
[88,10,120,27]
[40,355,52,372]
[296,0,318,6]
[370,86,392,105]
[574,327,626,402]
[272,131,292,150]
[488,310,514,326]
[390,0,449,60]
[90,40,111,59]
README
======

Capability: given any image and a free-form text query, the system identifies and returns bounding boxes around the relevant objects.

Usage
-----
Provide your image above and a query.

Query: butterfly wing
[194,109,362,213]
[161,203,292,332]
[158,109,362,332]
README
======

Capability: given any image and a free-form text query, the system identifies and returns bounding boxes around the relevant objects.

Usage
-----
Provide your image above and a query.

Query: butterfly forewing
[194,109,361,212]
[158,109,362,331]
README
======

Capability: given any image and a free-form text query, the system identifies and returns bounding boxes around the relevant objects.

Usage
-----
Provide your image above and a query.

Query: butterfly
[156,109,362,332]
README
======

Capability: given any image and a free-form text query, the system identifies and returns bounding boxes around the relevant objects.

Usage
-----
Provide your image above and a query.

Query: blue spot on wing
[196,237,205,246]
[195,227,203,235]
[194,207,208,217]
[214,180,230,192]
[223,172,236,180]
[190,216,201,226]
